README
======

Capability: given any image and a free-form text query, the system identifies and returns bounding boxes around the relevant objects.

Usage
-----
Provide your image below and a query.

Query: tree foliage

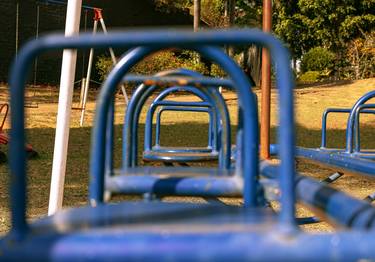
[274,0,375,58]
[300,47,335,72]
[345,31,375,79]
[154,0,192,13]
[96,51,226,81]
[151,0,375,81]
[154,0,262,27]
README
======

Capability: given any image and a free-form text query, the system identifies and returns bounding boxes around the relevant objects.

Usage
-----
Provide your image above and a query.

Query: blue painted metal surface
[2,229,375,261]
[260,162,375,229]
[121,68,231,168]
[345,91,375,153]
[104,56,238,201]
[7,29,375,261]
[274,145,375,177]
[143,85,230,167]
[298,147,375,176]
[285,90,375,176]
[321,107,375,151]
[143,87,217,151]
[9,29,296,235]
[97,45,257,209]
[142,84,226,165]
[320,91,375,157]
[353,103,375,155]
[106,169,241,197]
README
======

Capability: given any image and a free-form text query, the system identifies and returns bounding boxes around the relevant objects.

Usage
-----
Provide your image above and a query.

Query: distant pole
[225,0,235,27]
[193,0,201,32]
[260,0,272,159]
[15,1,19,58]
[33,5,40,86]
[49,0,82,215]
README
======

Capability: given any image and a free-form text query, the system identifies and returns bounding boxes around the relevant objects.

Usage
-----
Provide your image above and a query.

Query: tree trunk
[224,0,235,57]
[193,0,201,32]
[243,46,261,86]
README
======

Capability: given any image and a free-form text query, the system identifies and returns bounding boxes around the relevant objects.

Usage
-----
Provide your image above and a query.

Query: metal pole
[33,5,40,86]
[98,15,129,104]
[193,0,201,32]
[260,0,272,159]
[80,19,98,126]
[81,10,88,79]
[49,0,82,215]
[79,78,86,108]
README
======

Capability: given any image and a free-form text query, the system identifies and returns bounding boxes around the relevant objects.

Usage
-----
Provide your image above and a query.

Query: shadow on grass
[0,121,374,233]
[295,79,354,90]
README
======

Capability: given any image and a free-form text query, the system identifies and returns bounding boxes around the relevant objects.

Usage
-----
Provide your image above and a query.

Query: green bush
[96,55,114,81]
[298,71,321,83]
[301,47,335,73]
[96,51,228,81]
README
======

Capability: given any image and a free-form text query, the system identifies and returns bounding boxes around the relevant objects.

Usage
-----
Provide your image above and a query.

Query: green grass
[0,78,375,234]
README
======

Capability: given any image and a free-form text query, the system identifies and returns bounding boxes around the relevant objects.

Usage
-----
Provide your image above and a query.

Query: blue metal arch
[142,85,230,168]
[9,29,296,234]
[91,46,259,210]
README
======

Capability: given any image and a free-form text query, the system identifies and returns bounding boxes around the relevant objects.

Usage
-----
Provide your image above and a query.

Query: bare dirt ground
[0,78,374,234]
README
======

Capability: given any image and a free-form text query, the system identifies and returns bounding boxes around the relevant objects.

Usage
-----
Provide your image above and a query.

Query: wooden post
[260,0,272,159]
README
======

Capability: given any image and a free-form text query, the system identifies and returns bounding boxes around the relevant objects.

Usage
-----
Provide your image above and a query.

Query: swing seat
[0,133,7,145]
[152,146,214,153]
[143,150,219,163]
[141,91,223,165]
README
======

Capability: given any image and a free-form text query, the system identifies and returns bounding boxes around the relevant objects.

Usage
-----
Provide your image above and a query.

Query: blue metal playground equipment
[320,90,375,159]
[142,83,226,164]
[294,90,375,176]
[104,58,234,198]
[117,68,232,167]
[2,29,375,261]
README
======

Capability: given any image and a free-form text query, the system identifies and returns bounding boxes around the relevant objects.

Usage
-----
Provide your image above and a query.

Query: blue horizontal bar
[1,230,375,261]
[152,146,213,153]
[260,162,375,229]
[152,101,212,107]
[324,108,375,114]
[106,174,241,197]
[269,144,375,177]
[296,216,321,225]
[3,199,372,260]
[296,147,375,177]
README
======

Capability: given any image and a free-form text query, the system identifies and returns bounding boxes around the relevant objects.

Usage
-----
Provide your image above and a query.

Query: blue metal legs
[321,107,375,154]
